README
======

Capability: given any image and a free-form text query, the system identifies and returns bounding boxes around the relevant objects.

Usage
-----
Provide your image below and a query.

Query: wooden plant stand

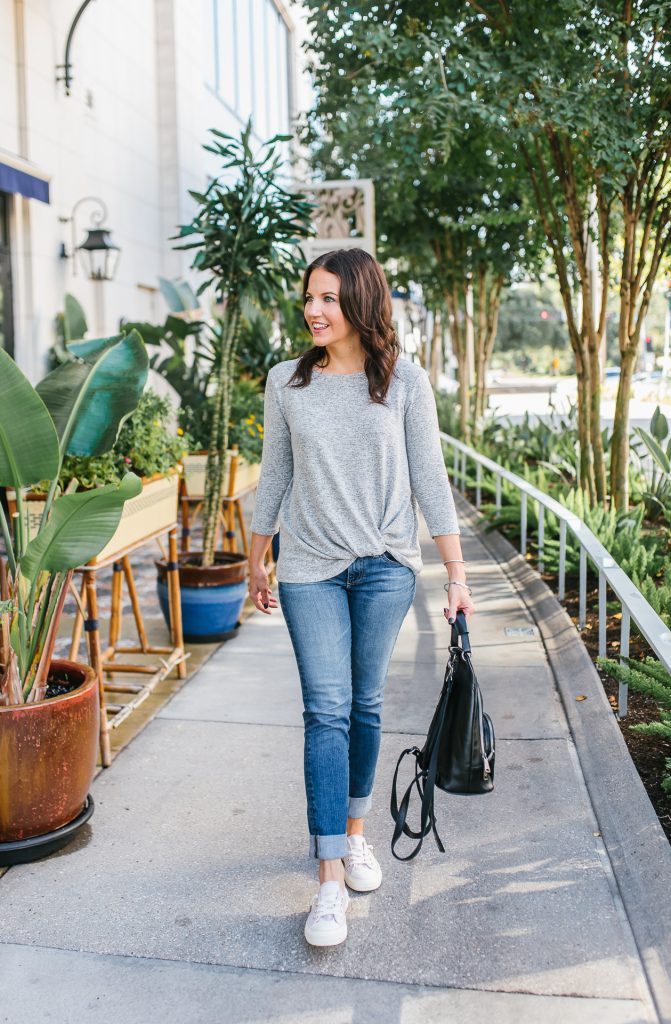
[69,526,186,768]
[180,449,257,558]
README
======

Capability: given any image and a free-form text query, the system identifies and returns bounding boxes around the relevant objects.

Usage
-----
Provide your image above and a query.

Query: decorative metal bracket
[56,0,97,96]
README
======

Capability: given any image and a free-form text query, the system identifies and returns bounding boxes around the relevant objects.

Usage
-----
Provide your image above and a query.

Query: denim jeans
[278,553,417,860]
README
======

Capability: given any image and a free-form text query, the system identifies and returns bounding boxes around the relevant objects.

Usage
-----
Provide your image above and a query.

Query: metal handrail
[440,431,671,718]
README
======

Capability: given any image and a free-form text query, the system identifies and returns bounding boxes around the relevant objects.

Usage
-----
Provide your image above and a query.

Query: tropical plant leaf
[0,349,60,489]
[634,427,671,475]
[20,473,142,581]
[36,329,148,457]
[63,293,88,342]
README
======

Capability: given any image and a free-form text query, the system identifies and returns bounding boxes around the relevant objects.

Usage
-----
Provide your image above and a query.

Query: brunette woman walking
[248,248,474,947]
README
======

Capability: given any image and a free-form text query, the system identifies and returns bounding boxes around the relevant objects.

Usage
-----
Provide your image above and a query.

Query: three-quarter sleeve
[250,369,294,536]
[404,369,460,536]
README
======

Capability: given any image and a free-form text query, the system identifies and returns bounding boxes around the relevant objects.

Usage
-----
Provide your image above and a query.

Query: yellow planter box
[182,451,261,500]
[7,473,180,566]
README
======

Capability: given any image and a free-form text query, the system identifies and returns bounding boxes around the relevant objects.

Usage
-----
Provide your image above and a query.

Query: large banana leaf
[20,473,142,581]
[0,349,60,488]
[36,329,148,457]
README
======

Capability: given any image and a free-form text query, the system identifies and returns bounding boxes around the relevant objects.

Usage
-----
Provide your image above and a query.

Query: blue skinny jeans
[278,552,417,860]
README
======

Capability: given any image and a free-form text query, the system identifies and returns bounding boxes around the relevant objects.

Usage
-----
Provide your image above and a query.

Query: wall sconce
[59,196,121,281]
[56,0,97,97]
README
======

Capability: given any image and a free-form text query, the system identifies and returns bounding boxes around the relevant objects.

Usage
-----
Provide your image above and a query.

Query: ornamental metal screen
[297,178,375,262]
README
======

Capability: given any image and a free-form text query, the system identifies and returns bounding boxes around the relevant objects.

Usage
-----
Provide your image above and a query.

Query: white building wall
[0,0,306,381]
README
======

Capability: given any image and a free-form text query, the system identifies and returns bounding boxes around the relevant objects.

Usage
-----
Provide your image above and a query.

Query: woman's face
[304,268,358,349]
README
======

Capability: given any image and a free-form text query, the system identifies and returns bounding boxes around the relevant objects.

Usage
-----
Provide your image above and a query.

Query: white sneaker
[342,834,382,892]
[304,880,350,947]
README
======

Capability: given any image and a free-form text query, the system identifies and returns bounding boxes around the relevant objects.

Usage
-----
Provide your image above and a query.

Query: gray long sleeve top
[250,355,460,583]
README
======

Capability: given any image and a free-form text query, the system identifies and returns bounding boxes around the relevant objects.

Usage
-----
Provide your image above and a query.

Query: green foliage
[598,656,671,796]
[52,293,88,367]
[434,388,463,440]
[173,119,315,565]
[227,378,265,464]
[0,344,144,703]
[37,331,148,458]
[495,289,569,355]
[174,119,316,307]
[57,390,189,488]
[632,406,671,521]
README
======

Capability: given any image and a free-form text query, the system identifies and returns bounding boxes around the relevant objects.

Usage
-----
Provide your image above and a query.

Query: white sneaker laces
[347,838,376,870]
[313,887,344,924]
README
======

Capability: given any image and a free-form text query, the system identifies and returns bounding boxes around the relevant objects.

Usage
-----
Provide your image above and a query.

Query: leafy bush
[57,390,189,489]
[631,405,671,522]
[598,656,671,796]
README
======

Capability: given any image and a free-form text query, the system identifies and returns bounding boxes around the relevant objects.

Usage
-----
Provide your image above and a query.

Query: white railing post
[475,462,482,509]
[520,493,527,557]
[537,503,545,574]
[579,546,587,630]
[598,569,607,657]
[558,518,567,602]
[619,607,630,719]
[437,431,671,715]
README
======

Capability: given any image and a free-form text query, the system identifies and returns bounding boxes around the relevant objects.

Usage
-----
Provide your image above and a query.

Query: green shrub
[57,389,190,489]
[598,656,671,795]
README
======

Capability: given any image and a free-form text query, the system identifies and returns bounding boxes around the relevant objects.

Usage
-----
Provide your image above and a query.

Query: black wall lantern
[59,196,121,281]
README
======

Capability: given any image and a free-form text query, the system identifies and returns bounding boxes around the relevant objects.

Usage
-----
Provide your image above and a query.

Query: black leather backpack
[390,611,495,861]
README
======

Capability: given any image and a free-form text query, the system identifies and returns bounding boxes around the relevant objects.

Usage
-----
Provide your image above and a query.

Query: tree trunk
[610,344,637,509]
[445,287,470,441]
[202,301,240,567]
[429,309,442,387]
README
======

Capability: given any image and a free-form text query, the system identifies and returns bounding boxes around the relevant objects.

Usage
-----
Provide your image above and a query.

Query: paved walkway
[0,501,663,1023]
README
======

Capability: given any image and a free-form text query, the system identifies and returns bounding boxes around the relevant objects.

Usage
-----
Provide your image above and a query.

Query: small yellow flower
[256,423,263,433]
[245,414,255,424]
[177,427,184,436]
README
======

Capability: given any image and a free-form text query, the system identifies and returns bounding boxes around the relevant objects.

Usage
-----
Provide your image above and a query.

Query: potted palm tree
[0,331,148,865]
[154,118,315,642]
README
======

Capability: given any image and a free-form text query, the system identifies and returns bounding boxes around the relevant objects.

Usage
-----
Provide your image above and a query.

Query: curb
[458,496,671,1024]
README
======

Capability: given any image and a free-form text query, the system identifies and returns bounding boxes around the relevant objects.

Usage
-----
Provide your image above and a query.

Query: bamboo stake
[84,570,111,767]
[167,528,187,679]
[68,575,88,660]
[122,557,149,653]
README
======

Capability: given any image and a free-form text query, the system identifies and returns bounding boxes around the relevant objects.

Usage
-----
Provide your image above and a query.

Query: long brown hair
[285,247,401,404]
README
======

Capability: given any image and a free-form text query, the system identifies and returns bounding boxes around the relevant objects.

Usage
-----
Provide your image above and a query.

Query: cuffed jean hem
[348,793,372,818]
[309,833,349,860]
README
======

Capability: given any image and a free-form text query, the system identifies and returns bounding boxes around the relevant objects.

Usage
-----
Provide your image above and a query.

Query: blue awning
[0,154,50,204]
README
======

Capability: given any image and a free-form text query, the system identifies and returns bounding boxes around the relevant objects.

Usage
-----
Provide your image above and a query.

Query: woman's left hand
[444,582,475,624]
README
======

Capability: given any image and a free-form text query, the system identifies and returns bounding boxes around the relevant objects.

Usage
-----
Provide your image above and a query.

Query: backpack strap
[390,693,449,861]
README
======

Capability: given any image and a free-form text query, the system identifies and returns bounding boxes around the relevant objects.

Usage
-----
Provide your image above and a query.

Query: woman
[248,248,474,947]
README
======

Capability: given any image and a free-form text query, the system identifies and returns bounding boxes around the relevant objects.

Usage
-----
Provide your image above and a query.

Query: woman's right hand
[248,561,278,615]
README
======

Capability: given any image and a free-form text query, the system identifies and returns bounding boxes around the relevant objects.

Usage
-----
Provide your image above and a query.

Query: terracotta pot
[0,660,99,843]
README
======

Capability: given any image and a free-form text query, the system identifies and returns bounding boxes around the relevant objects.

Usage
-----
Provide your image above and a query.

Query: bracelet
[443,559,465,566]
[444,581,473,596]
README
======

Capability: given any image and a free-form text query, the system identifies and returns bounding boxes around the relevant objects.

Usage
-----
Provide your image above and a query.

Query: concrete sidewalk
[0,503,664,1024]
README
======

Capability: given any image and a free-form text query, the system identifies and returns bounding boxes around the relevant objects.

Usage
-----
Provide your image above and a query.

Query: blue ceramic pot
[156,553,248,644]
